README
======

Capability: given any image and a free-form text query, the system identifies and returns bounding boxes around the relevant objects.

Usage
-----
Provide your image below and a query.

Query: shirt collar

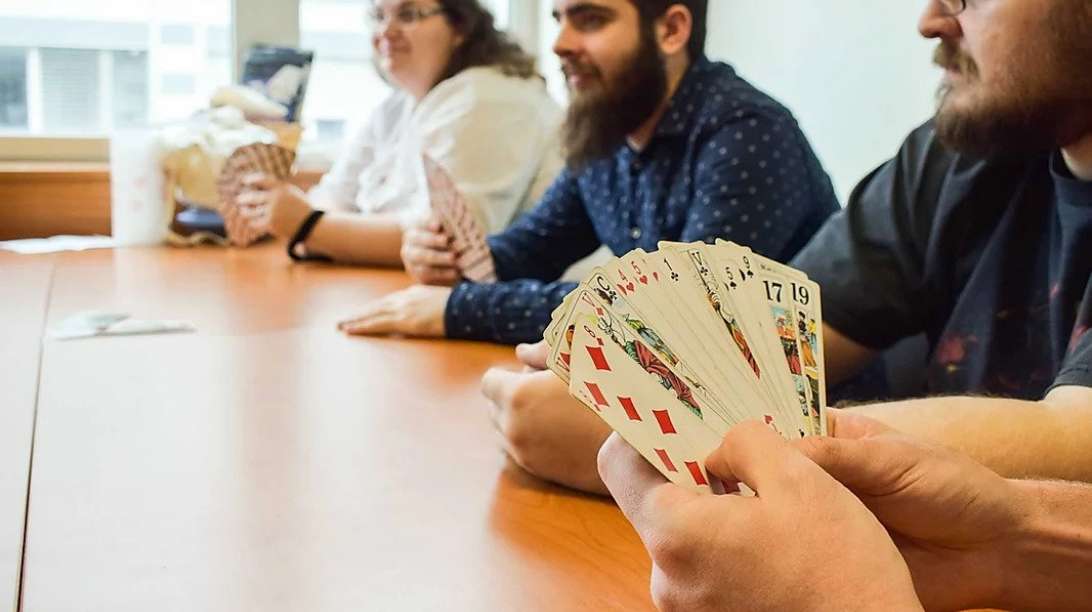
[652,57,715,139]
[1051,151,1092,207]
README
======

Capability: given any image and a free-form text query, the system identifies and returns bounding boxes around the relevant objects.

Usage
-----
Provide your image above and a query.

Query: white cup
[110,128,169,246]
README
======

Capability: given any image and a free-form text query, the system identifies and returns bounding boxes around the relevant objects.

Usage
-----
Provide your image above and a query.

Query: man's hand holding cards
[421,155,497,283]
[544,241,827,493]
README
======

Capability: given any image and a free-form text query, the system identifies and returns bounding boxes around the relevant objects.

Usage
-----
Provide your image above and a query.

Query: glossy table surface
[0,260,53,612]
[1,245,653,611]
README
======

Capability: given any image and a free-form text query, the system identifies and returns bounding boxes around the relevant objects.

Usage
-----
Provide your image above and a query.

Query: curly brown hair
[437,0,540,81]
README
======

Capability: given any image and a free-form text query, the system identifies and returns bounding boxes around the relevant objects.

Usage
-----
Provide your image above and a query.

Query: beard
[933,6,1092,157]
[560,27,668,169]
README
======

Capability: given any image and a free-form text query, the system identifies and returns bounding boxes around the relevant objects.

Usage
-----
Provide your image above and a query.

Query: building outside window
[0,0,518,158]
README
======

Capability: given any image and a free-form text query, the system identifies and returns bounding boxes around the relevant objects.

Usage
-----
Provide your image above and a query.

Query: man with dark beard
[593,2,1092,608]
[594,5,1092,608]
[339,0,839,343]
[482,0,1092,497]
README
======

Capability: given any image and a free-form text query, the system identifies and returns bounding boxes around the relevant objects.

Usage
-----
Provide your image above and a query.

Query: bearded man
[470,0,1092,495]
[342,0,840,345]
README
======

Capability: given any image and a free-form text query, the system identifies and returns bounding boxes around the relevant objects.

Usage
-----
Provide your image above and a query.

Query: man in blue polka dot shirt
[344,0,839,345]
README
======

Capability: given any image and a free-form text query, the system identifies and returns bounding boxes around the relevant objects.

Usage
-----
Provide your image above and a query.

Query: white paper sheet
[0,235,116,255]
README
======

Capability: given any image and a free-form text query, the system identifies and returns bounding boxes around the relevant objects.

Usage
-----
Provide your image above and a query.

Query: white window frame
[0,0,534,163]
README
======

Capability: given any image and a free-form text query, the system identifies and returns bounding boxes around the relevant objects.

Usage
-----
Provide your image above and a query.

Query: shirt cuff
[1047,365,1092,395]
[444,279,576,345]
[445,282,483,340]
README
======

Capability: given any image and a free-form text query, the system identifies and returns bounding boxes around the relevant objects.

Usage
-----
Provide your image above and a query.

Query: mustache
[561,58,601,81]
[933,42,979,77]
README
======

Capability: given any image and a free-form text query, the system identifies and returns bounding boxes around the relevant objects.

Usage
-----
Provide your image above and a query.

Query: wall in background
[705,1,941,202]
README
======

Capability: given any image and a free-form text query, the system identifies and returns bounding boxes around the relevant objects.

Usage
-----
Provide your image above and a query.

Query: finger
[481,368,528,438]
[341,315,398,336]
[826,408,899,440]
[238,204,268,219]
[599,433,696,533]
[792,424,921,495]
[407,229,451,250]
[515,341,549,370]
[337,300,394,331]
[410,246,457,268]
[337,313,377,331]
[786,410,900,485]
[704,420,815,494]
[235,191,267,207]
[241,173,277,189]
[249,217,271,237]
[427,214,445,233]
[418,266,460,286]
[481,367,523,406]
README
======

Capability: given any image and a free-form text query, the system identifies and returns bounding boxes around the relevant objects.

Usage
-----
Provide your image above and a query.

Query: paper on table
[0,235,115,255]
[49,311,196,341]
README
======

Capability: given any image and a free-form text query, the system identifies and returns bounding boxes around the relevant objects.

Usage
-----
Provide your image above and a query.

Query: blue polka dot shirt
[445,59,840,345]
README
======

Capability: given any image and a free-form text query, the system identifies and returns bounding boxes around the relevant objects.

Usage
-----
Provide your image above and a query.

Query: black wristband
[287,209,332,262]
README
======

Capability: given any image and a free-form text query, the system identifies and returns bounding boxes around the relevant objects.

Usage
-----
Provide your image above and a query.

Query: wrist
[270,190,314,238]
[998,479,1092,611]
[286,210,332,263]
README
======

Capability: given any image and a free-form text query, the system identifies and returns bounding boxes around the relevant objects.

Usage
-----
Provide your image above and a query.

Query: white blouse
[307,66,564,234]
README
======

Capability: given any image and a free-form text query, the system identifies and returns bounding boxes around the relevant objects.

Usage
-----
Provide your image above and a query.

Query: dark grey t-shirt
[793,122,1092,399]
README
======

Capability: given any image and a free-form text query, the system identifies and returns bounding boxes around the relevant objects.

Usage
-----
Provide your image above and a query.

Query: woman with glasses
[240,0,563,267]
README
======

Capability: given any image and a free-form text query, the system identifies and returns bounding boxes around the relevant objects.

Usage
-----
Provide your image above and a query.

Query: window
[298,0,391,149]
[0,47,28,130]
[0,0,232,137]
[297,0,513,149]
[0,0,523,160]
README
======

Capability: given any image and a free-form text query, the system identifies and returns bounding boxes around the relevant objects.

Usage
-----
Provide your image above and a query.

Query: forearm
[999,479,1092,611]
[850,396,1092,482]
[304,212,405,267]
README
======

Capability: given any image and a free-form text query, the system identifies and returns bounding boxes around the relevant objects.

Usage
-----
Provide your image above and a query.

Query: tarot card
[568,322,727,493]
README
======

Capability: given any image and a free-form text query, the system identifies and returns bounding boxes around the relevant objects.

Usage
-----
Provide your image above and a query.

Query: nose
[373,11,401,42]
[918,0,962,40]
[552,22,579,60]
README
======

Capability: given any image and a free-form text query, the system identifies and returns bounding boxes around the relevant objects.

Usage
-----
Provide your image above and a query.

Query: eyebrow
[374,0,420,12]
[551,2,617,23]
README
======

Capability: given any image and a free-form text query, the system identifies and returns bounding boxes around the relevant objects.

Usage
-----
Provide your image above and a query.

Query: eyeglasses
[937,0,969,16]
[368,3,446,29]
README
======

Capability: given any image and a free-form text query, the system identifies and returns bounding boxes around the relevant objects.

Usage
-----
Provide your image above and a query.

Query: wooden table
[0,259,54,612]
[2,245,653,611]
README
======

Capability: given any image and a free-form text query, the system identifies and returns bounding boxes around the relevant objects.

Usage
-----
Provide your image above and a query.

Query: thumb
[793,435,875,490]
[826,408,899,440]
[793,426,917,496]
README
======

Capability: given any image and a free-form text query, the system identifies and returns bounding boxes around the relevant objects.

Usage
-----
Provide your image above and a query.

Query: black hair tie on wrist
[287,209,333,262]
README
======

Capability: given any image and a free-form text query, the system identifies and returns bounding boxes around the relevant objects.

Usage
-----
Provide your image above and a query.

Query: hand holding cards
[422,155,497,283]
[217,143,296,247]
[544,241,826,493]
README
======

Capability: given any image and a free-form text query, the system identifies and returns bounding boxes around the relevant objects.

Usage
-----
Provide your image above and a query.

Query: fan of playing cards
[422,154,497,283]
[544,241,826,493]
[218,142,296,247]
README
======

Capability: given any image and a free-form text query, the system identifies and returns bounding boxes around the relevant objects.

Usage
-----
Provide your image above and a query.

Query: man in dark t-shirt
[482,0,1092,494]
[783,0,1092,478]
[795,122,1092,401]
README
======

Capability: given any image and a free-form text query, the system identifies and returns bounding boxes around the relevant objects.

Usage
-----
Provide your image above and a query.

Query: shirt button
[631,227,642,240]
